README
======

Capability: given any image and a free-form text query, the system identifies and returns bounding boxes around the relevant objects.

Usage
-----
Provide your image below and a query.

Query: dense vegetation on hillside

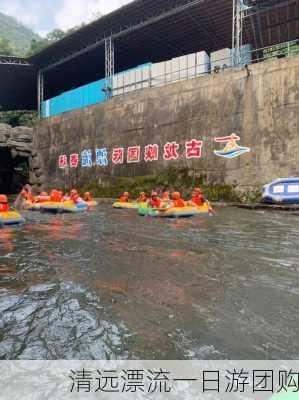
[0,11,103,125]
[0,12,40,55]
[0,10,102,57]
[0,13,67,56]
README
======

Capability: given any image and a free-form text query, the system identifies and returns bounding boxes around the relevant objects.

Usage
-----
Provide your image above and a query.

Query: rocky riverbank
[0,123,43,192]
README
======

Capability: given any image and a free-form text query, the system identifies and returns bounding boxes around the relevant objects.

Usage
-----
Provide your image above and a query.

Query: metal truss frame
[40,0,206,73]
[104,37,114,100]
[0,56,31,66]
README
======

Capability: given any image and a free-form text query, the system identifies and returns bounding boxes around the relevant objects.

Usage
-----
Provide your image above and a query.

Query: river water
[0,205,298,360]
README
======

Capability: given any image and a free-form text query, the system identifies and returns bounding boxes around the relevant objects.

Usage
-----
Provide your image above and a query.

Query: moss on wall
[0,110,38,127]
[80,167,252,202]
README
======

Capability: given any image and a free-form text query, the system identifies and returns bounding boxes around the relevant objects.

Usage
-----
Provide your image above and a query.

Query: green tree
[0,12,40,56]
[26,29,67,56]
[26,23,89,57]
[66,23,86,35]
[46,29,65,42]
[0,37,14,55]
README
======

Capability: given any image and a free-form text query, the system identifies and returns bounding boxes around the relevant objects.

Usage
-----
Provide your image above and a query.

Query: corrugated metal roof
[27,0,298,71]
[0,0,298,111]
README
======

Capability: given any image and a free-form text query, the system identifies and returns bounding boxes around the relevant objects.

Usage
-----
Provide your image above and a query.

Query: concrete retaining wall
[34,55,299,192]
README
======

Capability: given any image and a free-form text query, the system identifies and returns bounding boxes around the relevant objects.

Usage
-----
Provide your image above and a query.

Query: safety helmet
[172,191,181,200]
[0,194,8,203]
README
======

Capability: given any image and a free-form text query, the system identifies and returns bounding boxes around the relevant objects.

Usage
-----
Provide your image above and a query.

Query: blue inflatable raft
[262,177,299,204]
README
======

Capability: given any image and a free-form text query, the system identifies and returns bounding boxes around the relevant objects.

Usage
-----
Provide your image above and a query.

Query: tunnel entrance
[0,148,29,194]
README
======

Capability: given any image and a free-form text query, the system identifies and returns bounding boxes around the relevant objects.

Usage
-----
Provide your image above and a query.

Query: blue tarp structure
[42,78,107,118]
[42,63,152,118]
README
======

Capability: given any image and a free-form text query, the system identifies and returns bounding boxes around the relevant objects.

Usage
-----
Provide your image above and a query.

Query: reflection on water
[0,206,298,359]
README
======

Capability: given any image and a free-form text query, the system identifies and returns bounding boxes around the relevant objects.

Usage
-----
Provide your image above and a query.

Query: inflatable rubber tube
[0,211,25,225]
[113,202,138,209]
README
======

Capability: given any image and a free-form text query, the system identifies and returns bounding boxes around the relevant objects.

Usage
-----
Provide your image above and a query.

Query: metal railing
[41,39,299,118]
[251,39,299,64]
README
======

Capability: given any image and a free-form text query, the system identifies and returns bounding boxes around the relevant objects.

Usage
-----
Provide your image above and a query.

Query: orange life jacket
[50,193,62,202]
[84,194,92,202]
[150,198,161,208]
[137,195,147,202]
[119,196,129,203]
[191,195,204,206]
[0,203,9,212]
[173,199,185,208]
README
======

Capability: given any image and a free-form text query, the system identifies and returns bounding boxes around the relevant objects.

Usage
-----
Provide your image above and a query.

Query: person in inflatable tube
[119,192,130,203]
[70,190,86,205]
[171,192,185,208]
[148,192,162,208]
[83,192,93,202]
[20,184,34,202]
[35,192,50,203]
[161,191,172,208]
[189,187,205,206]
[70,189,78,201]
[0,195,9,212]
[137,192,147,202]
[50,189,63,202]
[63,193,71,201]
[162,191,170,201]
[189,187,215,215]
[13,184,34,209]
[72,194,83,204]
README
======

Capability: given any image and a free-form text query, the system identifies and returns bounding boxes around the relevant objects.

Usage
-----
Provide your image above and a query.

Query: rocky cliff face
[0,123,43,192]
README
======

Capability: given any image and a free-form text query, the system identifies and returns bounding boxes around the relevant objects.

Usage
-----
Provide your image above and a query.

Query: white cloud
[0,0,40,27]
[0,0,54,36]
[36,28,51,38]
[0,0,132,36]
[54,0,132,31]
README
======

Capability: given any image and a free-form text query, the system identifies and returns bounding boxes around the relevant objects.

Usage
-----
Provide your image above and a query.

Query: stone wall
[0,123,42,192]
[34,55,299,193]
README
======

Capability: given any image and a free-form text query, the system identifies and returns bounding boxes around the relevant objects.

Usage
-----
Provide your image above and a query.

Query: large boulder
[0,123,11,146]
[0,124,34,153]
[0,124,43,191]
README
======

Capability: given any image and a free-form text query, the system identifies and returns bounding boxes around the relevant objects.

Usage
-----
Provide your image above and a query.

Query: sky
[0,0,132,36]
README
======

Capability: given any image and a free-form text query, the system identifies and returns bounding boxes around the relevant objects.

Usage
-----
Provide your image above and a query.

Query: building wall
[34,55,299,192]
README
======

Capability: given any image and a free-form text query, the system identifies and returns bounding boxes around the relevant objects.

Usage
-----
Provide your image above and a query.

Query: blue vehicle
[262,177,299,204]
